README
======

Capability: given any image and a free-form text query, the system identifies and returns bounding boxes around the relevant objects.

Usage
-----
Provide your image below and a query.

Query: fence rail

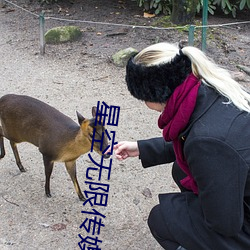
[3,0,250,55]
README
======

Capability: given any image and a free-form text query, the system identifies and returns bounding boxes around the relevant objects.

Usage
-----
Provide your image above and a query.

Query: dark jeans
[148,162,188,250]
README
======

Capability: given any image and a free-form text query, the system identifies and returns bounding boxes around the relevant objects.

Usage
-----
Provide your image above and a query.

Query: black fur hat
[125,52,192,103]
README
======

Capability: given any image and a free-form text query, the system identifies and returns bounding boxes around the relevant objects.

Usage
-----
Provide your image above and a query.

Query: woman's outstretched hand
[111,141,139,160]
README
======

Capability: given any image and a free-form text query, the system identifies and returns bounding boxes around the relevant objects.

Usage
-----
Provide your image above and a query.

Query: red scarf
[158,73,200,194]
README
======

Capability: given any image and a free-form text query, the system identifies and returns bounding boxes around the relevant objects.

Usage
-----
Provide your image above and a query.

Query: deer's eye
[89,133,93,138]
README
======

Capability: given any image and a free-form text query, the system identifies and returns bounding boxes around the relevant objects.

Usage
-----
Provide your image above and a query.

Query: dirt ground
[0,0,249,249]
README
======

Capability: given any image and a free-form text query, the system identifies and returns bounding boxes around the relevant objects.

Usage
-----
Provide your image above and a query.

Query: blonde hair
[134,42,250,113]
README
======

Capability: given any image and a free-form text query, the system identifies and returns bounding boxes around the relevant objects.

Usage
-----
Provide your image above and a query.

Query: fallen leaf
[142,187,152,198]
[51,223,67,231]
[143,12,155,18]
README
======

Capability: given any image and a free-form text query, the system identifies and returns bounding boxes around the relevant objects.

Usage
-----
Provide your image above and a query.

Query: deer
[0,94,110,201]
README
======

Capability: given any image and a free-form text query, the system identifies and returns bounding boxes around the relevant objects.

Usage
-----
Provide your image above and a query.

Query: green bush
[38,0,58,4]
[196,0,216,15]
[212,0,250,17]
[135,0,250,17]
[135,0,172,15]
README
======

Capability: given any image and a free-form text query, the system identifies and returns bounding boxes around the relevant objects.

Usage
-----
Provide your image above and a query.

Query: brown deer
[0,94,110,201]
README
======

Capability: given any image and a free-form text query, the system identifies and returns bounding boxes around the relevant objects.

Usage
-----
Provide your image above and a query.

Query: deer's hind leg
[0,126,5,159]
[65,161,85,201]
[10,141,26,172]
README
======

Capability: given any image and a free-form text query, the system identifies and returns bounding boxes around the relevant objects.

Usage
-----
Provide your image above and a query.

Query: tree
[171,0,198,25]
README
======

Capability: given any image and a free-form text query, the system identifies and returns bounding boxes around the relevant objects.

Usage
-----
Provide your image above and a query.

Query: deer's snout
[103,153,110,159]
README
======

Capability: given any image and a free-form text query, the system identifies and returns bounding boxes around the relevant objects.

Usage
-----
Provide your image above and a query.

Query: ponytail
[182,46,250,112]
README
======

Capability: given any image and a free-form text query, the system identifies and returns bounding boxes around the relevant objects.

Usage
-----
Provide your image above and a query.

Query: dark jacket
[138,84,250,249]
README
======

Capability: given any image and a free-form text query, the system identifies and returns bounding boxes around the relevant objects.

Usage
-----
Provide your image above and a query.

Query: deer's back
[0,94,79,147]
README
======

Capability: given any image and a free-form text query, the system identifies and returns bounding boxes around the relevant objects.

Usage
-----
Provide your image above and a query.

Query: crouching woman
[113,42,250,250]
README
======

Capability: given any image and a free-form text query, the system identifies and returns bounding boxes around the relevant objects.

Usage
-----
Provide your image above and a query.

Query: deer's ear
[76,111,85,125]
[92,106,97,117]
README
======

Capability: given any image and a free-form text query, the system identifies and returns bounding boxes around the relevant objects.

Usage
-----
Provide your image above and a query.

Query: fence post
[202,0,208,51]
[188,25,195,46]
[39,11,45,55]
[0,0,5,8]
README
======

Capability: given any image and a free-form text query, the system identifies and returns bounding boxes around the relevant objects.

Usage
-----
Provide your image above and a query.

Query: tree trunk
[171,0,198,25]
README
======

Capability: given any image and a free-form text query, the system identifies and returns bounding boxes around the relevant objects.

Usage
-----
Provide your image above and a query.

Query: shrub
[135,0,250,17]
[38,0,58,4]
[135,0,172,15]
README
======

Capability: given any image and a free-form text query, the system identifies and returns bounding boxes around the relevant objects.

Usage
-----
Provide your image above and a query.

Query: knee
[148,204,161,233]
[148,204,180,249]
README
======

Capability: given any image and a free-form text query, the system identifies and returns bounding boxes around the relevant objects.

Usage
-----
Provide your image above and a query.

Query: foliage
[135,0,172,15]
[135,0,250,17]
[239,0,250,9]
[196,0,216,15]
[210,0,238,17]
[38,0,58,4]
[213,0,250,17]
